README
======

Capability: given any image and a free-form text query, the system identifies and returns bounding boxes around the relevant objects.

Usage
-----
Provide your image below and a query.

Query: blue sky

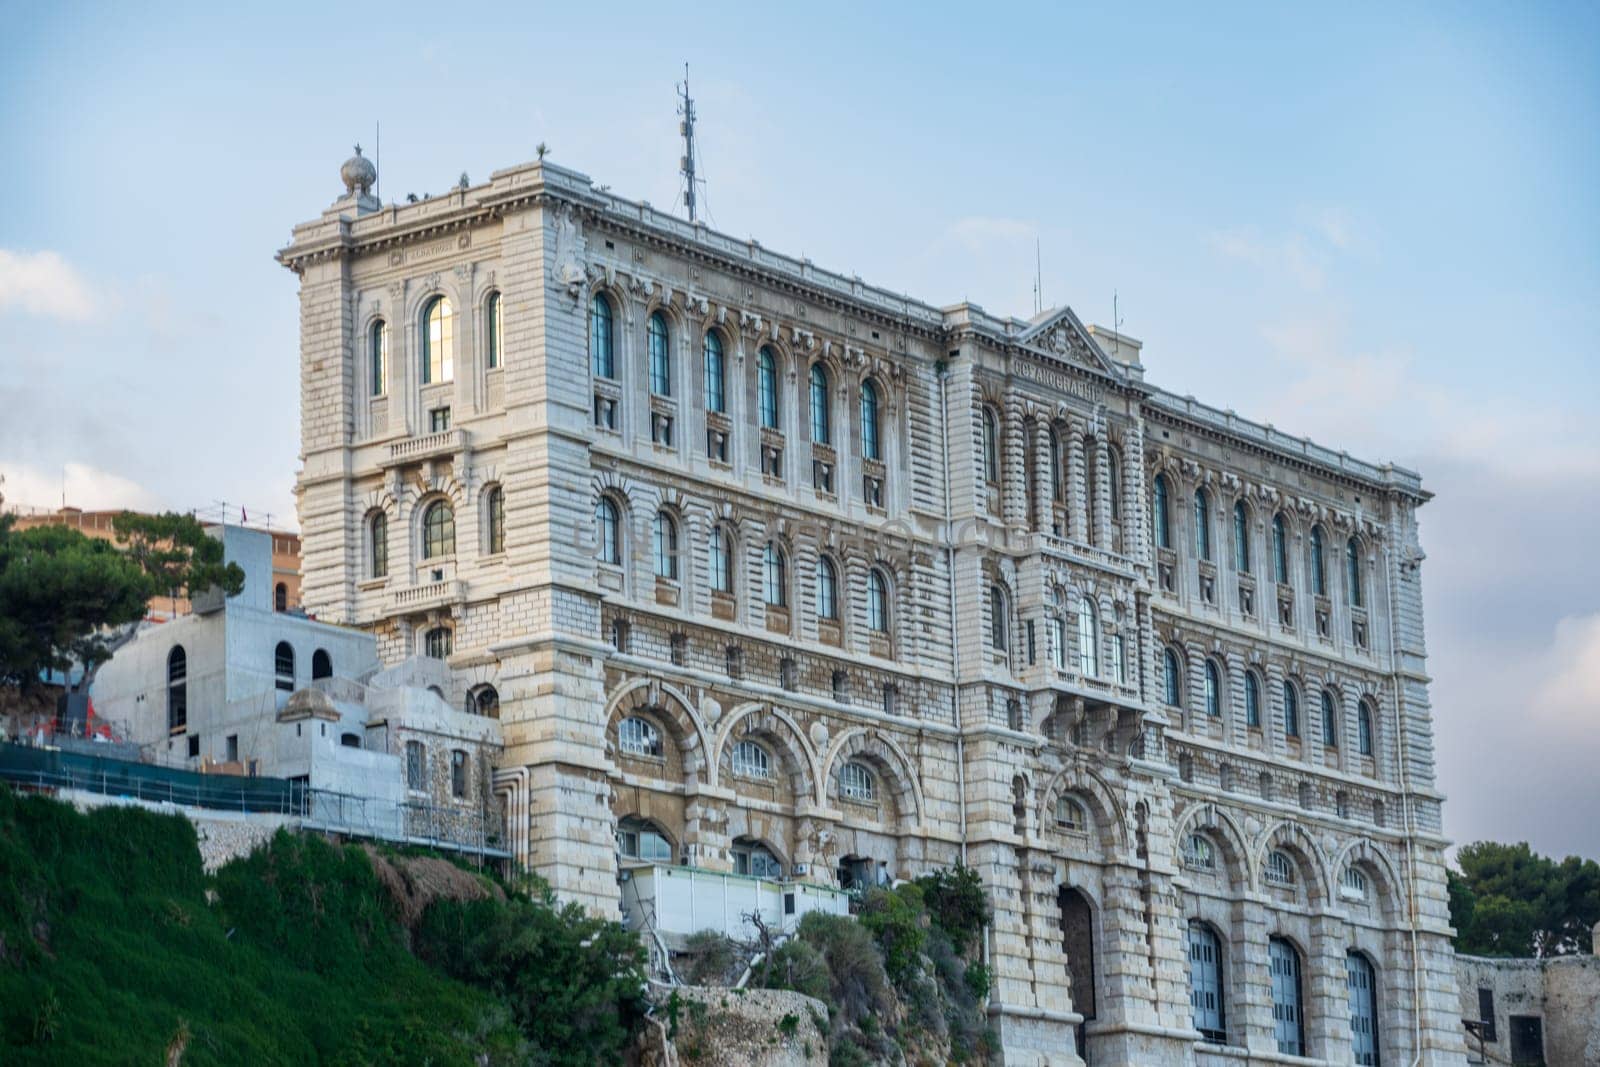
[2,2,1596,858]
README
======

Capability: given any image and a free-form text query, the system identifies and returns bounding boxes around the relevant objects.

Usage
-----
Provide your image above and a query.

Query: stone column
[1031,418,1053,532]
[1093,435,1113,549]
[1002,390,1027,529]
[1067,419,1087,544]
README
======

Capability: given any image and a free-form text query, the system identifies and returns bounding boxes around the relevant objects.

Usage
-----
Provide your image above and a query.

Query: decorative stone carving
[553,203,587,297]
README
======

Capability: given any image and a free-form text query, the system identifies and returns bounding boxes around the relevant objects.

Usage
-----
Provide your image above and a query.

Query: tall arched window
[484,290,502,369]
[1204,660,1222,717]
[988,584,1008,650]
[166,646,187,732]
[421,295,454,384]
[1347,952,1379,1066]
[275,583,287,611]
[710,525,733,594]
[1153,474,1172,550]
[1321,690,1339,748]
[485,487,505,555]
[1077,602,1099,677]
[1268,938,1305,1055]
[1194,488,1212,561]
[312,649,332,680]
[809,364,830,444]
[590,294,615,378]
[1310,525,1327,596]
[1163,647,1182,706]
[764,542,787,607]
[1273,513,1289,584]
[1283,680,1301,737]
[703,331,725,413]
[860,380,881,461]
[1358,699,1375,756]
[597,498,621,566]
[758,347,779,429]
[1049,428,1063,502]
[1245,671,1262,727]
[653,511,678,579]
[1346,537,1363,607]
[369,320,388,396]
[648,311,671,396]
[1107,447,1122,519]
[1233,501,1250,572]
[817,556,839,621]
[1188,922,1226,1042]
[274,641,295,692]
[369,511,388,578]
[422,500,455,559]
[982,408,1000,483]
[868,569,890,633]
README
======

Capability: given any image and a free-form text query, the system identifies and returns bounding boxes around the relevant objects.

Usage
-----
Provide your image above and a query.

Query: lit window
[764,542,787,607]
[1283,680,1300,737]
[616,816,673,863]
[710,525,733,594]
[1054,794,1085,831]
[839,761,875,801]
[1163,647,1182,706]
[1077,603,1099,677]
[653,511,678,579]
[816,556,839,621]
[1273,513,1289,584]
[868,569,890,634]
[1264,850,1296,886]
[1322,690,1339,748]
[1233,501,1250,572]
[1154,474,1172,550]
[703,331,725,413]
[422,500,455,559]
[758,347,779,429]
[860,380,881,461]
[1194,488,1212,561]
[485,290,502,369]
[618,716,663,758]
[590,294,615,378]
[597,498,621,566]
[809,364,830,444]
[369,511,388,578]
[369,320,388,396]
[423,627,452,659]
[648,312,671,396]
[486,487,504,555]
[421,296,454,384]
[1204,661,1222,717]
[731,739,770,779]
[1245,671,1262,728]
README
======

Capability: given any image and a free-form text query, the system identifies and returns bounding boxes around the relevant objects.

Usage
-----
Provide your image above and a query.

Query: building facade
[278,150,1463,1065]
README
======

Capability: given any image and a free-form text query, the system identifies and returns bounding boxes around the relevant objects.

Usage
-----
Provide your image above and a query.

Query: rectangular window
[226,734,238,763]
[406,741,425,791]
[187,735,200,759]
[450,749,467,799]
[430,407,451,432]
[1477,988,1497,1043]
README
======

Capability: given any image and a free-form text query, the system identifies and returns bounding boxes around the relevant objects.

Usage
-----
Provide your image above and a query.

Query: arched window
[1188,921,1226,1043]
[1163,647,1183,706]
[422,500,455,559]
[757,346,779,429]
[485,486,505,555]
[647,311,671,396]
[1077,602,1099,677]
[274,641,294,691]
[731,739,770,780]
[652,511,678,579]
[1054,794,1086,831]
[1265,850,1296,887]
[311,649,332,680]
[590,294,615,378]
[368,512,388,578]
[1233,501,1250,572]
[1347,952,1379,1065]
[764,542,787,608]
[1283,680,1301,737]
[816,556,839,621]
[867,568,890,634]
[423,627,452,659]
[274,583,287,611]
[1346,537,1363,607]
[1358,699,1375,757]
[709,524,734,594]
[1048,616,1067,670]
[1194,488,1212,561]
[1048,428,1063,502]
[618,716,663,758]
[472,685,499,718]
[1321,690,1339,747]
[839,761,875,801]
[421,295,454,384]
[1183,833,1216,869]
[988,584,1008,650]
[369,320,388,396]
[1273,513,1289,584]
[703,331,725,413]
[809,363,830,444]
[596,498,621,566]
[1310,525,1327,596]
[1153,474,1172,550]
[731,837,783,879]
[616,815,673,863]
[166,646,187,732]
[982,408,1000,483]
[1107,447,1122,520]
[1245,671,1262,727]
[1204,660,1222,717]
[1268,937,1305,1055]
[859,380,881,461]
[484,290,502,369]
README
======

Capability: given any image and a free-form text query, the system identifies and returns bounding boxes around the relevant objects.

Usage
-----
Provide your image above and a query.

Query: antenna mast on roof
[677,64,698,223]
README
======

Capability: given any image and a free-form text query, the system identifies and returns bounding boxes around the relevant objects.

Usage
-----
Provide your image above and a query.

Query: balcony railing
[388,427,467,465]
[393,578,464,612]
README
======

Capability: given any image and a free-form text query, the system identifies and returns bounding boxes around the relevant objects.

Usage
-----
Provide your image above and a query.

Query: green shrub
[857,885,927,985]
[681,929,740,985]
[915,864,990,956]
[761,937,833,1006]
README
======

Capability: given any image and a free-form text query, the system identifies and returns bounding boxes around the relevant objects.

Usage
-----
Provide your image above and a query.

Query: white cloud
[1533,613,1600,724]
[0,249,95,320]
[1208,227,1324,290]
[0,460,163,513]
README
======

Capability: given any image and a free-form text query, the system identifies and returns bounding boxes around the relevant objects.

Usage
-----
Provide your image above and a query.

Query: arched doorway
[1059,886,1096,1060]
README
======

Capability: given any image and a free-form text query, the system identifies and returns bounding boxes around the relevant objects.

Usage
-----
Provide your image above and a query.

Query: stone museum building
[278,148,1463,1065]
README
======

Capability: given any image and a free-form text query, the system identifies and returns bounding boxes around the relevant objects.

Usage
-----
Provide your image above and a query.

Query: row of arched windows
[1153,475,1366,608]
[1161,649,1377,757]
[614,716,879,803]
[367,290,503,398]
[364,488,505,579]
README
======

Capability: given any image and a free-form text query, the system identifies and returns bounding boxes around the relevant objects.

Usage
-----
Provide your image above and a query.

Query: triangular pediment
[1014,306,1125,381]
